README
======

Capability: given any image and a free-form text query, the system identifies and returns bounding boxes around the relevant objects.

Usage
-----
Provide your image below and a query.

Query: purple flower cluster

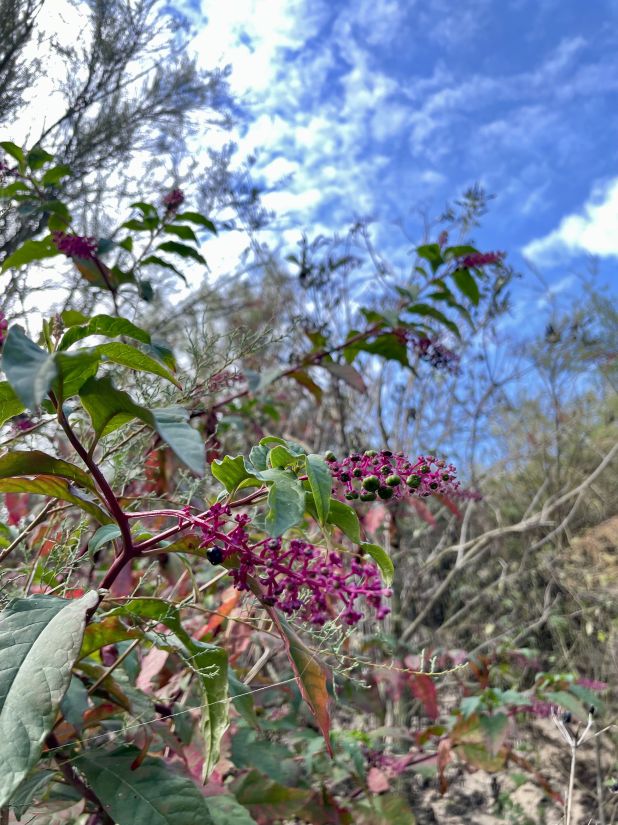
[189,503,391,626]
[412,336,460,374]
[162,188,185,212]
[325,450,459,504]
[52,231,98,260]
[460,251,505,268]
[0,312,7,345]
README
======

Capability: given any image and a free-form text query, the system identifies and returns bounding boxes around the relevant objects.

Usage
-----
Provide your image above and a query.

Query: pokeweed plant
[0,143,509,824]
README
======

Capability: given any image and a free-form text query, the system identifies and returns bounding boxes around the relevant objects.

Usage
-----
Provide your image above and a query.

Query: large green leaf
[211,455,259,493]
[58,314,151,350]
[1,326,57,408]
[53,349,101,401]
[0,591,99,805]
[7,768,55,820]
[452,267,480,306]
[174,211,217,233]
[0,477,112,523]
[305,454,331,525]
[1,237,60,272]
[75,747,214,825]
[79,376,204,476]
[108,599,228,777]
[406,303,460,338]
[0,380,25,425]
[156,240,206,264]
[326,499,361,543]
[95,342,180,387]
[264,472,306,537]
[0,450,96,492]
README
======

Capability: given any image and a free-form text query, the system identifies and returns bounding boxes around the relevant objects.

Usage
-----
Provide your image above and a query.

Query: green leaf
[326,499,361,543]
[80,376,204,476]
[164,224,198,242]
[452,268,480,306]
[156,240,206,264]
[406,303,460,338]
[174,211,217,234]
[26,147,54,170]
[95,342,180,387]
[360,542,394,585]
[1,237,60,272]
[264,472,306,537]
[60,309,89,326]
[416,243,443,273]
[0,180,30,197]
[129,201,158,218]
[354,333,410,367]
[233,770,310,821]
[142,255,187,284]
[305,454,331,525]
[479,713,509,755]
[107,599,227,778]
[0,450,96,492]
[75,747,215,825]
[231,728,297,784]
[206,796,258,825]
[0,477,112,523]
[53,349,101,402]
[80,616,142,659]
[1,326,57,408]
[0,591,98,806]
[41,164,72,186]
[59,314,151,350]
[89,524,122,553]
[543,690,588,721]
[149,407,204,476]
[0,381,25,425]
[268,445,300,468]
[211,455,259,493]
[0,141,26,171]
[229,670,260,730]
[8,769,55,820]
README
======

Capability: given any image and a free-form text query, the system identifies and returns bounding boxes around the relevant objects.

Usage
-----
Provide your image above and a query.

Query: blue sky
[193,0,618,309]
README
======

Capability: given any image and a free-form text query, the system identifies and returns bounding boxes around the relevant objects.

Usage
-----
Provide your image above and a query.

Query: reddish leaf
[408,673,439,721]
[437,738,453,795]
[435,493,462,519]
[321,361,367,393]
[367,767,390,794]
[407,497,437,527]
[5,491,29,525]
[136,647,169,692]
[198,588,241,639]
[249,578,332,754]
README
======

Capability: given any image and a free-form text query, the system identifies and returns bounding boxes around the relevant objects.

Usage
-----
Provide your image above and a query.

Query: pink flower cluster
[0,312,7,344]
[460,251,505,268]
[189,503,391,626]
[162,189,185,212]
[412,336,460,374]
[52,231,98,260]
[12,414,33,432]
[326,450,459,504]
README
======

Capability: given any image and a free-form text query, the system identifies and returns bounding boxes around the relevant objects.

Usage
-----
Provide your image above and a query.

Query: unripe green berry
[442,473,450,481]
[420,464,430,473]
[406,474,421,489]
[324,451,337,462]
[378,486,394,500]
[360,492,377,502]
[429,481,439,490]
[345,491,359,500]
[364,449,377,457]
[386,474,401,487]
[352,468,363,478]
[362,475,380,492]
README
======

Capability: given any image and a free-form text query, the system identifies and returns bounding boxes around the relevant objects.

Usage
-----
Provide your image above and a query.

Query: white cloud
[523,178,618,261]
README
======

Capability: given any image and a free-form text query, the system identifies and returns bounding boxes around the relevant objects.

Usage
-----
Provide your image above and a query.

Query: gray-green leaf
[0,591,99,805]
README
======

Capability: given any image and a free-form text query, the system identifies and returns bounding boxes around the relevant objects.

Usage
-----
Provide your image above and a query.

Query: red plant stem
[53,395,135,588]
[132,487,268,553]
